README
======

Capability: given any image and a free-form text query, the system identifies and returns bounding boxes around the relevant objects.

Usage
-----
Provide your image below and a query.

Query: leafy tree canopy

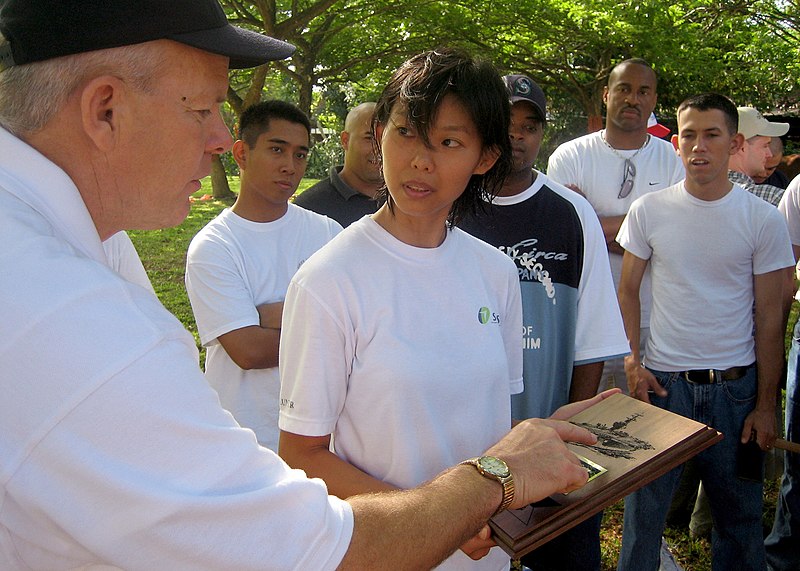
[209,0,799,191]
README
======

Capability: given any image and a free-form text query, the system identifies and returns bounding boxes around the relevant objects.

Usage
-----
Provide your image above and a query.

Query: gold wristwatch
[460,455,515,515]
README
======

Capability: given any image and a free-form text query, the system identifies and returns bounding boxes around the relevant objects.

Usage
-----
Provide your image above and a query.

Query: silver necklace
[600,130,650,160]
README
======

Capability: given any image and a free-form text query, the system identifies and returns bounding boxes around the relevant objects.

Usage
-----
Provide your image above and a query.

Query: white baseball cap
[737,107,789,139]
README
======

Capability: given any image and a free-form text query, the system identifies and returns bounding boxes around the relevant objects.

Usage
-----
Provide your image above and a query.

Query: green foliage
[195,1,800,260]
[455,0,798,144]
[307,131,344,178]
[214,0,798,174]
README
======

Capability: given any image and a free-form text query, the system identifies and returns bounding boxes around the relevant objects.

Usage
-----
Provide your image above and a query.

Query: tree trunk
[210,155,234,199]
[587,114,604,133]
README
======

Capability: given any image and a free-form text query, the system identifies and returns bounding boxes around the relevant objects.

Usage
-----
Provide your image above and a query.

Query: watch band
[459,455,515,515]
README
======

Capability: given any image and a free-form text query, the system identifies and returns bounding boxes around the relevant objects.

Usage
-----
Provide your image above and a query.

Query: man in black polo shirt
[294,102,383,226]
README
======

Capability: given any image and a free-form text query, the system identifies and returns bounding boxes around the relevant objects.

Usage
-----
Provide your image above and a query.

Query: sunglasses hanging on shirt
[619,159,636,199]
[600,131,650,200]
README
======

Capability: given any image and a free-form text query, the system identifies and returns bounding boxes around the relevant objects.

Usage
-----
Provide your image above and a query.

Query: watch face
[478,456,509,478]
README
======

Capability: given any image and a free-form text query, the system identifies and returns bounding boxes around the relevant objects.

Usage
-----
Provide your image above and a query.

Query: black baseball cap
[503,74,547,123]
[0,0,295,72]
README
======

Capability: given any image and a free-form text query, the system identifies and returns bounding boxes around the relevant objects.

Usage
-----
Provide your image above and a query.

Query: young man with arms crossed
[547,59,684,394]
[616,93,793,571]
[185,100,342,451]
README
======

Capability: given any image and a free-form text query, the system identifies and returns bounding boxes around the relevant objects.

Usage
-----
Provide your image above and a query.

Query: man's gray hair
[0,42,166,136]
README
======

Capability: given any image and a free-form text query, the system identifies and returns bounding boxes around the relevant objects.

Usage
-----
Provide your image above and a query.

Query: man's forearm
[569,361,604,402]
[782,267,795,332]
[600,215,626,254]
[748,302,783,448]
[618,252,652,397]
[257,301,284,329]
[340,465,499,570]
[754,311,783,414]
[217,325,280,369]
[754,270,788,413]
[618,291,641,365]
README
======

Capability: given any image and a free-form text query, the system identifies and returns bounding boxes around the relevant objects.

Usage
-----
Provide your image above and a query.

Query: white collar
[490,170,547,206]
[0,126,106,265]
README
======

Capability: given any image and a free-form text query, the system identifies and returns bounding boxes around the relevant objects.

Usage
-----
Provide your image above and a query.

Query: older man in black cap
[0,1,606,568]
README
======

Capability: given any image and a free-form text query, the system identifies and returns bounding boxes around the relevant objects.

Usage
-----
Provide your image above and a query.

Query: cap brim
[757,122,790,138]
[170,24,295,69]
[509,96,546,122]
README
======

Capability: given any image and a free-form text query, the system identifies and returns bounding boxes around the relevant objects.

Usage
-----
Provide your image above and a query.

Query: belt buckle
[684,369,718,384]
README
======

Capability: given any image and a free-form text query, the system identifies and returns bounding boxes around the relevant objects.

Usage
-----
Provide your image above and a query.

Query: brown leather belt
[682,364,754,384]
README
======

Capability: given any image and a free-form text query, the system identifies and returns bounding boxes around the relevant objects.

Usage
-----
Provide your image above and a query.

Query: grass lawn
[129,175,785,570]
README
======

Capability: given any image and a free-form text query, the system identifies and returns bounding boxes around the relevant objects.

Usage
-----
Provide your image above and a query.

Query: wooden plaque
[489,393,723,559]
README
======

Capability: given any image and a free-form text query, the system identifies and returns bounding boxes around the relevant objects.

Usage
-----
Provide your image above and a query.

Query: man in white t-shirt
[616,93,793,571]
[766,173,800,571]
[185,100,342,451]
[0,1,606,568]
[547,58,684,394]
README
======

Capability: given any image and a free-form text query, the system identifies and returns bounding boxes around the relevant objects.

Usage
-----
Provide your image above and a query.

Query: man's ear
[79,75,127,152]
[340,130,350,151]
[474,146,500,176]
[730,133,745,156]
[602,86,609,106]
[232,139,247,170]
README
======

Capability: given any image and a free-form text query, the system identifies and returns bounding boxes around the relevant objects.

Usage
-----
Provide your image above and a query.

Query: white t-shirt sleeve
[546,143,580,187]
[779,177,800,247]
[574,205,630,363]
[503,266,525,395]
[279,279,351,436]
[103,231,155,293]
[186,236,260,347]
[753,205,794,275]
[616,197,652,262]
[6,290,352,570]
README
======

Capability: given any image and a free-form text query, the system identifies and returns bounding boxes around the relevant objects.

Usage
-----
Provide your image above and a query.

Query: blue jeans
[765,320,800,571]
[617,367,765,571]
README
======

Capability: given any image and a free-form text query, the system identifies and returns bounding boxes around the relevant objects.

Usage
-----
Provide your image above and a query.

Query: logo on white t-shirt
[477,306,501,325]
